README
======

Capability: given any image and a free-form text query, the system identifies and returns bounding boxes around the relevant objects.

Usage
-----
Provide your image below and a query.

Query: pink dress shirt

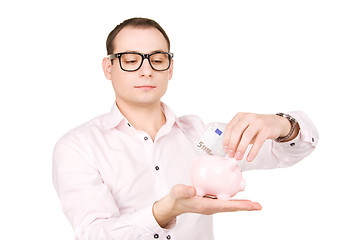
[52,102,318,240]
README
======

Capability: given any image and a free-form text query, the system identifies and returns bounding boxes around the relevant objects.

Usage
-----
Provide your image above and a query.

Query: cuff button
[154,233,159,239]
[166,235,171,239]
[290,142,295,147]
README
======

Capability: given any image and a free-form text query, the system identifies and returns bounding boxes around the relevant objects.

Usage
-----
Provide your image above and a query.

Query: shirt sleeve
[237,110,319,171]
[52,141,173,240]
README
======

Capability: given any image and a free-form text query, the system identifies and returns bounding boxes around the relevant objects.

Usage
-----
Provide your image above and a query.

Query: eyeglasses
[108,51,174,72]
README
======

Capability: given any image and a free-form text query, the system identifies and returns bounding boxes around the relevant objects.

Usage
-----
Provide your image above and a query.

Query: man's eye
[124,59,138,64]
[151,59,163,64]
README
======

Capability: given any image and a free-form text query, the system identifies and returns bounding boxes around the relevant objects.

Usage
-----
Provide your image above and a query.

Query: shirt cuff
[131,205,175,240]
[279,111,318,148]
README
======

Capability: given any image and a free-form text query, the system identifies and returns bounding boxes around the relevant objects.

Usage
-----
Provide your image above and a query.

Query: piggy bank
[190,155,246,200]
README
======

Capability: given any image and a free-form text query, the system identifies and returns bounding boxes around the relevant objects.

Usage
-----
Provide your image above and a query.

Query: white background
[0,0,347,239]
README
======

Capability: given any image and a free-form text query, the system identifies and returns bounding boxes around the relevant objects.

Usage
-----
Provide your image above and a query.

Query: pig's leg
[196,189,205,198]
[217,193,230,201]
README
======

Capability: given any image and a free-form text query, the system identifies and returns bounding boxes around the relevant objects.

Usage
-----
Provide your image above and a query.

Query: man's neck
[116,100,166,141]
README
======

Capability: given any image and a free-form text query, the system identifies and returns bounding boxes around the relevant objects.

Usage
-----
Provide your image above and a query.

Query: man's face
[103,27,173,108]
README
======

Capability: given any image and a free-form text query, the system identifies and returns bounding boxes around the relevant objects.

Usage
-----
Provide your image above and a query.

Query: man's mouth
[134,85,156,89]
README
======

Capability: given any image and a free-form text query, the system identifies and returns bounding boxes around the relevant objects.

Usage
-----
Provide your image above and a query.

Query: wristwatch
[275,113,298,142]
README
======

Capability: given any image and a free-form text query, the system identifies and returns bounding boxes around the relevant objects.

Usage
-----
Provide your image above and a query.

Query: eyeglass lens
[120,53,171,71]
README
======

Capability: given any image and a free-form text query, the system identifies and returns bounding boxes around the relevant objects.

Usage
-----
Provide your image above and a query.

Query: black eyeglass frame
[108,51,174,72]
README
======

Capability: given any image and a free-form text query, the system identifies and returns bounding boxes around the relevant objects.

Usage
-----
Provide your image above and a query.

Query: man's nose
[139,59,153,76]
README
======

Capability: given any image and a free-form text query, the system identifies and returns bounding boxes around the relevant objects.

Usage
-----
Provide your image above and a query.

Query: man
[53,17,318,240]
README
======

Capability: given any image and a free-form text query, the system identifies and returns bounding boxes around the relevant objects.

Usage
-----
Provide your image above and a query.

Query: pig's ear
[227,158,237,170]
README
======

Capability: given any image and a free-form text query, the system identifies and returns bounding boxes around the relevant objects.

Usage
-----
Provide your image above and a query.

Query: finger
[226,200,262,211]
[170,184,196,200]
[225,120,250,158]
[223,120,237,151]
[195,199,262,214]
[223,126,232,154]
[235,125,258,160]
[246,133,267,162]
[223,113,245,147]
[186,186,197,198]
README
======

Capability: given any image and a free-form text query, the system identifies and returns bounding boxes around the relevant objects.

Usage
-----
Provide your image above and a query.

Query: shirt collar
[103,102,126,129]
[161,102,186,132]
[103,102,185,132]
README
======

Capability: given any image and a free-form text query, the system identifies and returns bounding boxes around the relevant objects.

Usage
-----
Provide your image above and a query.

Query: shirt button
[290,142,295,147]
[127,123,131,127]
[312,137,315,142]
[144,136,148,141]
[154,234,159,239]
[166,235,171,239]
[155,166,160,171]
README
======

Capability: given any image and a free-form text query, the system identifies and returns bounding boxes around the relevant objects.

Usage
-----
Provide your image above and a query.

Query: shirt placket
[142,134,174,240]
[141,133,161,199]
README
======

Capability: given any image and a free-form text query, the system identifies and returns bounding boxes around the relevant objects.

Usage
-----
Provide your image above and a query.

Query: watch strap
[275,113,298,142]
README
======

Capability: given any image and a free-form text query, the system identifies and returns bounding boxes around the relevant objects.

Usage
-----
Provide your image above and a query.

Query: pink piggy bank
[190,155,246,200]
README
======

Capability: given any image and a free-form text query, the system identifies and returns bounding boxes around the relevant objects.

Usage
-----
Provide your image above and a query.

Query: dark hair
[106,17,170,55]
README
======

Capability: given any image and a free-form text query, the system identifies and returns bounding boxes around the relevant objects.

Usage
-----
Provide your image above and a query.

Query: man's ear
[168,59,174,80]
[102,57,112,80]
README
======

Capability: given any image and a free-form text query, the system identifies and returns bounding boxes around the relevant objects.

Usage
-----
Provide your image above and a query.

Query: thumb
[186,186,197,198]
[171,184,197,200]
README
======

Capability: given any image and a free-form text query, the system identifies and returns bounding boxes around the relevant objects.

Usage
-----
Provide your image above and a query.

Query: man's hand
[223,112,297,162]
[153,184,261,228]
